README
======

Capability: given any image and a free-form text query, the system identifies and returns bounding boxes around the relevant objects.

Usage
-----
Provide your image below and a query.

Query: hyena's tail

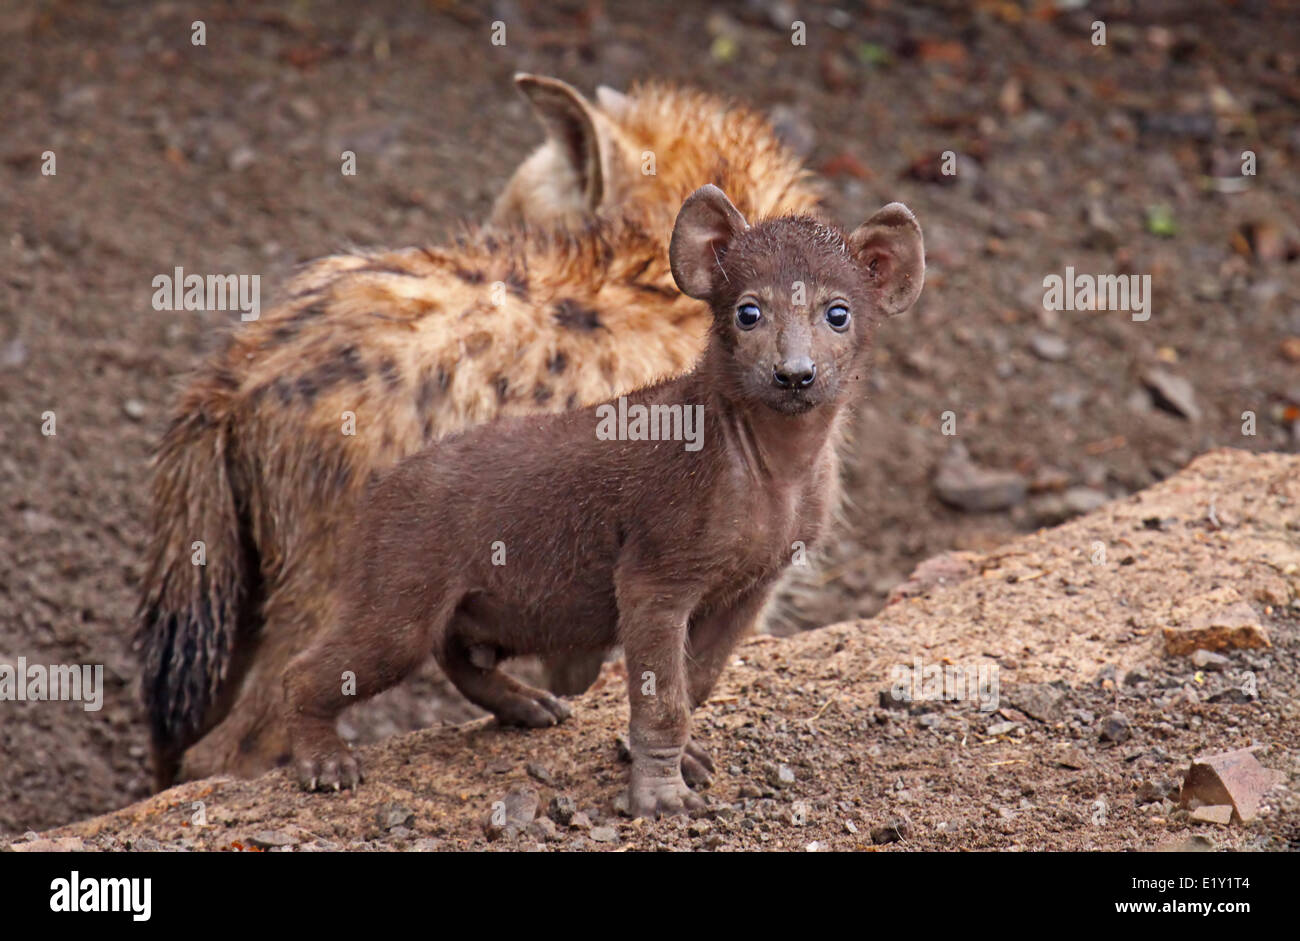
[136,394,258,790]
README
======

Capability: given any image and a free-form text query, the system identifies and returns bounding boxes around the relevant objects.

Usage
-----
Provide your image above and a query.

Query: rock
[568,812,592,831]
[526,817,562,842]
[589,826,619,844]
[1136,779,1175,803]
[1141,368,1201,421]
[1055,748,1090,770]
[1063,487,1108,516]
[249,829,298,849]
[227,145,256,172]
[377,804,414,831]
[1099,712,1131,744]
[1163,601,1269,655]
[1030,332,1069,362]
[1179,748,1286,823]
[1189,804,1233,825]
[870,815,912,844]
[933,443,1027,513]
[547,795,577,826]
[765,763,796,788]
[986,721,1017,737]
[483,787,538,841]
[525,763,555,786]
[122,399,146,421]
[1008,683,1066,722]
[1191,649,1230,672]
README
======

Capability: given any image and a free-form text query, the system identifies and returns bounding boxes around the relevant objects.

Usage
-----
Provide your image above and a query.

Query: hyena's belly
[457,583,620,657]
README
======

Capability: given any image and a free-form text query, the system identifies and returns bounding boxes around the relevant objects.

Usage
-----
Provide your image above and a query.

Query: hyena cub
[283,185,924,816]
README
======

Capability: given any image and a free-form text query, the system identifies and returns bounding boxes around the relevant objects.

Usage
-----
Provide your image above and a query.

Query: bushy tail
[136,402,257,789]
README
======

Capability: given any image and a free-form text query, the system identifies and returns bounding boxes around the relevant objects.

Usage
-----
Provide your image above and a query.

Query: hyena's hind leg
[283,591,458,791]
[439,612,572,728]
[174,587,335,782]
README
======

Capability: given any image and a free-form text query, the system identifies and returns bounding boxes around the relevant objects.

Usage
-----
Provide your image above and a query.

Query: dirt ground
[21,451,1299,852]
[2,0,1299,843]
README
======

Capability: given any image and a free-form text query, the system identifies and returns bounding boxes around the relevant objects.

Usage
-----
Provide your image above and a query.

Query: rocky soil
[14,451,1296,852]
[1,0,1298,838]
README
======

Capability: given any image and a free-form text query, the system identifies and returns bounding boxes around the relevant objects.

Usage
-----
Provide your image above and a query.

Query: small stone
[765,763,796,788]
[525,763,555,786]
[123,399,146,421]
[1164,602,1270,655]
[1099,712,1131,744]
[227,145,256,172]
[1179,748,1286,823]
[933,442,1027,513]
[547,795,577,826]
[527,817,562,842]
[1141,368,1201,421]
[870,816,912,844]
[249,830,298,849]
[377,804,414,831]
[1008,683,1065,722]
[483,787,538,841]
[1063,487,1108,516]
[589,826,619,844]
[1136,779,1175,804]
[1030,332,1069,362]
[568,812,592,831]
[986,721,1016,737]
[1191,649,1230,672]
[1189,804,1234,825]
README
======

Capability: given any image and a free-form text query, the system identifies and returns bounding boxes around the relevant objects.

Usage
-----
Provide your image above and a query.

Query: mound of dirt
[17,449,1296,852]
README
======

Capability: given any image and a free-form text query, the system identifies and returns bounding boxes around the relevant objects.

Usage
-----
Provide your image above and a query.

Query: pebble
[1099,711,1131,744]
[589,826,619,844]
[1029,332,1069,362]
[123,399,146,421]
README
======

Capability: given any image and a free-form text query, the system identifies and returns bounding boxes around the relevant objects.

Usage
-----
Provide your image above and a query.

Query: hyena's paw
[681,738,716,790]
[493,685,573,729]
[291,729,362,792]
[628,771,707,819]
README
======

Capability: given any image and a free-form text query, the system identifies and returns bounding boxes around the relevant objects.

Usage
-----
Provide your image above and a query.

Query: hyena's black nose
[774,358,816,389]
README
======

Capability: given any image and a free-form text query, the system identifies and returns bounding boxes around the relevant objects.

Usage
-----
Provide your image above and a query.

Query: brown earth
[16,450,1298,852]
[2,0,1299,841]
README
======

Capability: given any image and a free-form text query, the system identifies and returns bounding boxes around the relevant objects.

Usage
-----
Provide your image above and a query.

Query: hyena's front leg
[679,582,776,788]
[616,568,705,818]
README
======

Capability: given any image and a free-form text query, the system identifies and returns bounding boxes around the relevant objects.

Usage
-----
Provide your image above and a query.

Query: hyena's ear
[669,184,750,300]
[848,203,925,317]
[513,73,612,211]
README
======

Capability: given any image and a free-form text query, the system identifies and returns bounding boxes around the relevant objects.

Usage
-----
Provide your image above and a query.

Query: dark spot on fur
[378,356,402,391]
[295,374,318,403]
[629,281,679,299]
[493,375,509,402]
[422,416,436,440]
[290,300,328,322]
[483,235,499,255]
[566,393,578,410]
[416,366,442,413]
[274,377,294,405]
[505,267,528,299]
[548,351,568,374]
[270,323,299,345]
[464,332,493,357]
[533,384,553,405]
[437,365,451,391]
[454,265,485,285]
[553,299,603,331]
[381,428,394,452]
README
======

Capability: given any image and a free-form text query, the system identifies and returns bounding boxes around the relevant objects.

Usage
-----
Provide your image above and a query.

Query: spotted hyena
[138,75,823,787]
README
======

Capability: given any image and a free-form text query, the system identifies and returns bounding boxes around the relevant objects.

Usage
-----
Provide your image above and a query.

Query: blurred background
[1,0,1297,834]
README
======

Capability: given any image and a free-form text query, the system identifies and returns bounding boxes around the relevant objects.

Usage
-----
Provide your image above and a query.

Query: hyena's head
[492,75,821,230]
[669,185,924,416]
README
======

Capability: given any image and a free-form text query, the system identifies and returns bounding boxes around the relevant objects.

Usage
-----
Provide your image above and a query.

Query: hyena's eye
[736,302,762,330]
[825,303,851,332]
